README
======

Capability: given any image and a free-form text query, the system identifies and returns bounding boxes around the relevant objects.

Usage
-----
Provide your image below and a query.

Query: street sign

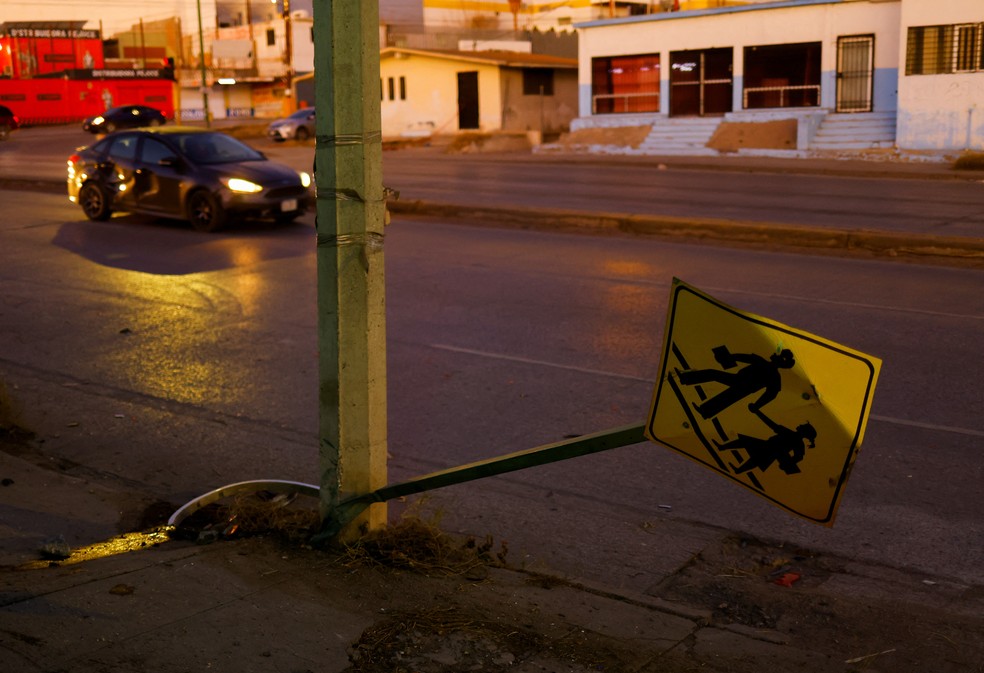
[646,279,881,525]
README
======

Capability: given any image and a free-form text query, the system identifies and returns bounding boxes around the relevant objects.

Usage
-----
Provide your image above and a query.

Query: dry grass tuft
[953,152,984,170]
[341,516,508,577]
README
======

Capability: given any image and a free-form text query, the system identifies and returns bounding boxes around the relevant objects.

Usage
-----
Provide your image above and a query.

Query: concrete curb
[388,199,984,264]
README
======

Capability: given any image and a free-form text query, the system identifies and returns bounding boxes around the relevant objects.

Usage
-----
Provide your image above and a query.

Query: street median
[388,199,984,265]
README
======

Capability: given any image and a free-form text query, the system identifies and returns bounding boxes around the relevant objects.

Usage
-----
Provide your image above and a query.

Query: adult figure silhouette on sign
[678,346,795,420]
[715,408,817,475]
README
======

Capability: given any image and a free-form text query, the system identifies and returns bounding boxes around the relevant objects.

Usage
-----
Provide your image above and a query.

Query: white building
[572,0,984,154]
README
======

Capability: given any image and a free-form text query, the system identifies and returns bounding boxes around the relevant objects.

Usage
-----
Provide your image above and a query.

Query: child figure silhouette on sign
[678,346,795,420]
[715,408,817,476]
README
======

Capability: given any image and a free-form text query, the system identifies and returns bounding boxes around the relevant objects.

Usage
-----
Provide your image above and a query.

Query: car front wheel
[79,183,112,221]
[187,190,226,232]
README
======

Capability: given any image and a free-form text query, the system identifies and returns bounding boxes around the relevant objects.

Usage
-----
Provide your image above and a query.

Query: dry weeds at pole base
[174,492,509,577]
[340,516,509,578]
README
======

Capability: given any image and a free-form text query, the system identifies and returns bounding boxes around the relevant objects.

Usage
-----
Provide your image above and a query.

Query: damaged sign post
[168,276,880,543]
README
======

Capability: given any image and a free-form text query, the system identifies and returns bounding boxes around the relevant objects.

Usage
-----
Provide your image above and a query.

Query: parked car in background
[82,105,167,134]
[67,127,312,231]
[0,105,20,140]
[266,107,315,142]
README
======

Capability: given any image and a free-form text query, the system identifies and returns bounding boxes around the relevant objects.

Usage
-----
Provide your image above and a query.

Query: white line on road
[868,415,984,438]
[429,343,654,383]
[429,343,984,439]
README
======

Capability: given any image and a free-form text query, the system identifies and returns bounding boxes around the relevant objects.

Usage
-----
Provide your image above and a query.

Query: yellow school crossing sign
[646,279,881,525]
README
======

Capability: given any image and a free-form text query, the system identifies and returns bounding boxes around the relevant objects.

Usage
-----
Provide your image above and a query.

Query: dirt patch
[445,132,533,154]
[651,535,984,672]
[552,125,652,150]
[708,120,797,151]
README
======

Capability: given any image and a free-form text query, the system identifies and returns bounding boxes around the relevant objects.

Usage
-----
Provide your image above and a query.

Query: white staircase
[636,117,722,155]
[809,111,897,150]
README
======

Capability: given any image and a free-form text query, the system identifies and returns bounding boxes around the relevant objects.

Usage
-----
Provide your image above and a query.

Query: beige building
[379,47,577,138]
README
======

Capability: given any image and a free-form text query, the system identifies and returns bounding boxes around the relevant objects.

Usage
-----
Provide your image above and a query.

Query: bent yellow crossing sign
[646,279,881,525]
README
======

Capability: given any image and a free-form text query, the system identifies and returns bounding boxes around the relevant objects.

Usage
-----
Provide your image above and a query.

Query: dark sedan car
[67,127,312,231]
[82,105,167,134]
[0,104,19,140]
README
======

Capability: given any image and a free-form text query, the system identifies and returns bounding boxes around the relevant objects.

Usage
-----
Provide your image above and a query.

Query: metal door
[669,48,732,117]
[836,35,874,113]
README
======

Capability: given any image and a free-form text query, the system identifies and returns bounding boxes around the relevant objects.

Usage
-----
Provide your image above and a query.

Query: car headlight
[222,177,263,194]
[299,171,311,188]
[91,116,105,125]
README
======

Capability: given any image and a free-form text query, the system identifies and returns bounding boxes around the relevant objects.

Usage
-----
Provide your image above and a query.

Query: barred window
[906,23,983,75]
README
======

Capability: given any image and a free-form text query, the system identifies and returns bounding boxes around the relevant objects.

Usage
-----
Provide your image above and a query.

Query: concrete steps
[810,111,897,150]
[637,117,721,155]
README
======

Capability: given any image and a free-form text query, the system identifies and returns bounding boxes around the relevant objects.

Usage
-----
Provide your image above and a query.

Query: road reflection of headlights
[299,171,311,188]
[223,177,263,193]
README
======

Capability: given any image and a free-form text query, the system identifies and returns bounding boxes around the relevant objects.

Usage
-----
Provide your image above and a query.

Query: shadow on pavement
[51,215,313,275]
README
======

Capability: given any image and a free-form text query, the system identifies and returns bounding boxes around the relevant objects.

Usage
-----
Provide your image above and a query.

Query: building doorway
[669,48,732,117]
[836,35,874,113]
[457,71,479,130]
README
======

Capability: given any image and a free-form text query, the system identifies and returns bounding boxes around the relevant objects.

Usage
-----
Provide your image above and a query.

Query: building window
[522,68,554,96]
[387,77,395,100]
[743,42,821,109]
[399,76,406,100]
[591,54,660,114]
[955,24,981,72]
[906,23,984,75]
[266,29,276,47]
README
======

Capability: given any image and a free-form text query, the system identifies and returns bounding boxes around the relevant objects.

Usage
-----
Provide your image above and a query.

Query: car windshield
[289,108,313,119]
[175,132,264,164]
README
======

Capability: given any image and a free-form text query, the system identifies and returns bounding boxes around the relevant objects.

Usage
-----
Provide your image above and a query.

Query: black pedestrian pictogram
[677,346,795,419]
[714,408,818,476]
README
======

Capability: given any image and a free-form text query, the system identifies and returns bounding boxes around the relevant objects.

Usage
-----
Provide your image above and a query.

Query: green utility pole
[313,1,387,539]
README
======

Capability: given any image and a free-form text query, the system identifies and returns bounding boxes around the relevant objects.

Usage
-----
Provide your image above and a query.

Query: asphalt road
[3,123,984,243]
[0,190,981,590]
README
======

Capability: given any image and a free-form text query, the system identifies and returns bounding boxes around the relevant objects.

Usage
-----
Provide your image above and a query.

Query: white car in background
[266,107,316,142]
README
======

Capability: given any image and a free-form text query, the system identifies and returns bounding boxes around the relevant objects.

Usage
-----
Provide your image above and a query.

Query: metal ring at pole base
[167,479,319,529]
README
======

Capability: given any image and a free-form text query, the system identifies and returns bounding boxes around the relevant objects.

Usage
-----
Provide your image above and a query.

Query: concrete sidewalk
[2,441,983,673]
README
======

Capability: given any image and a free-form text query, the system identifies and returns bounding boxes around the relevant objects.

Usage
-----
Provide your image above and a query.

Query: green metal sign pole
[317,423,647,540]
[313,1,387,540]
